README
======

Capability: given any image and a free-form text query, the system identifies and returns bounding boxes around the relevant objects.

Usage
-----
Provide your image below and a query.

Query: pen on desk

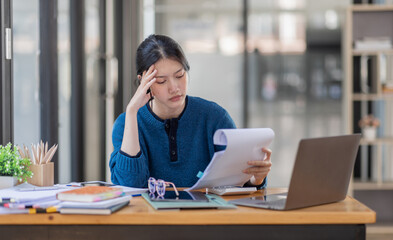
[6,199,61,209]
[0,197,17,203]
[3,203,34,209]
[28,206,58,214]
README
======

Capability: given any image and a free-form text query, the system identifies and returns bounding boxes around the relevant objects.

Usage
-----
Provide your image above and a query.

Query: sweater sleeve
[243,178,267,190]
[109,113,150,188]
[213,110,236,153]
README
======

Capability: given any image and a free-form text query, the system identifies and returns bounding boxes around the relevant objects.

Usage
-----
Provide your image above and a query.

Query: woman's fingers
[243,166,270,175]
[140,65,157,85]
[243,159,272,174]
[240,148,273,183]
[247,160,272,167]
[127,67,157,111]
[144,69,157,82]
[137,65,157,96]
[141,78,156,93]
[262,147,272,160]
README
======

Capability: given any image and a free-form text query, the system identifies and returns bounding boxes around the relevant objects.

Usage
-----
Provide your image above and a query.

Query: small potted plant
[358,115,380,140]
[0,143,33,189]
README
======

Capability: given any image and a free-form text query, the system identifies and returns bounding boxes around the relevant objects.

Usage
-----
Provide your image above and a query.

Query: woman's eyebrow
[174,68,183,74]
[156,68,183,78]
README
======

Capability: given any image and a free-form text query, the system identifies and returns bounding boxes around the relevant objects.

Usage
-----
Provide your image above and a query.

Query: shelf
[367,223,393,234]
[346,5,393,196]
[352,48,393,56]
[360,137,393,145]
[352,93,393,101]
[351,4,393,12]
[353,181,393,190]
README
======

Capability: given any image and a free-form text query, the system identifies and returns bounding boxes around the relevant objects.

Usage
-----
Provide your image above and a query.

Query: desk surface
[0,188,376,225]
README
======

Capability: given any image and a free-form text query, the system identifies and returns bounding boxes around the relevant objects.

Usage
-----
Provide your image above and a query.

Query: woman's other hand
[242,148,272,185]
[127,65,157,113]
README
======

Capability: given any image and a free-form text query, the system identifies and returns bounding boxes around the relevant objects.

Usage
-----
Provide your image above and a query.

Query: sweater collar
[146,95,189,122]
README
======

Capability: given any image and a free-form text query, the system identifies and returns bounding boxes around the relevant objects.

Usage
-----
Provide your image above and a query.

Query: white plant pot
[0,176,18,189]
[362,126,377,141]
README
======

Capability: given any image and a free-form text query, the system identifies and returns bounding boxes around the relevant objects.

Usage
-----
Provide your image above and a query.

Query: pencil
[17,146,24,158]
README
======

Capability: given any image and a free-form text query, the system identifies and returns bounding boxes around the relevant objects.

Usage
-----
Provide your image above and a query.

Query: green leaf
[0,143,33,181]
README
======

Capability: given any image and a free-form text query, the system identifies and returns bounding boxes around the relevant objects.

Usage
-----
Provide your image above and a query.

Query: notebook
[59,201,129,215]
[56,186,123,202]
[229,134,361,210]
[59,195,131,209]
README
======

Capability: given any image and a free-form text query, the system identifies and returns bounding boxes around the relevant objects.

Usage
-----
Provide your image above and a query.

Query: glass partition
[13,0,40,146]
[58,0,71,183]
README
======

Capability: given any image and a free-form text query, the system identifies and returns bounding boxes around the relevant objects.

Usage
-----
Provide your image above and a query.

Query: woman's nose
[168,78,178,93]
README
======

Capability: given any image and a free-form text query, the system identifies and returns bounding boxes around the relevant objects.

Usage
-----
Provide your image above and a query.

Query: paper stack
[0,183,68,215]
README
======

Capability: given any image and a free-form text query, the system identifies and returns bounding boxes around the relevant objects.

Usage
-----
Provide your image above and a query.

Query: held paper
[186,128,274,190]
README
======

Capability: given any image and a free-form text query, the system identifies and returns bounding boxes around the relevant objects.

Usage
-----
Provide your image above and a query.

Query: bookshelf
[344,5,393,189]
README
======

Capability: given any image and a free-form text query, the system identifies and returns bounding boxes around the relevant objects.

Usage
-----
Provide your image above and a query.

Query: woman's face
[150,58,188,117]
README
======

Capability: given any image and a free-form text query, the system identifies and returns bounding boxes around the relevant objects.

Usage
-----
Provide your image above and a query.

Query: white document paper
[186,128,275,191]
[0,183,69,203]
[114,185,147,196]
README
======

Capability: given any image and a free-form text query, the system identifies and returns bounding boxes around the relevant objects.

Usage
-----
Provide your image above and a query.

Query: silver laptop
[229,134,361,210]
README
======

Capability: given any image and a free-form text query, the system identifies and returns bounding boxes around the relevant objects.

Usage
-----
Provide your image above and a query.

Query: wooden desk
[0,188,375,240]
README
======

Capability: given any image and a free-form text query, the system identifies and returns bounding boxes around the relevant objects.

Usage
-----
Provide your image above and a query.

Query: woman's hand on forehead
[128,65,157,112]
[140,65,157,83]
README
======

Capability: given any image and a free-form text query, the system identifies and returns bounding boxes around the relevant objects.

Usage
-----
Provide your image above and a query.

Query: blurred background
[5,1,393,237]
[9,0,348,186]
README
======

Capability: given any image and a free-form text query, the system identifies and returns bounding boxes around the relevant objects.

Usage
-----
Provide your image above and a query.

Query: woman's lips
[170,95,182,102]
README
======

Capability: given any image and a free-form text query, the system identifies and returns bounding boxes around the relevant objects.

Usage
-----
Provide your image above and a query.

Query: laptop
[229,134,361,210]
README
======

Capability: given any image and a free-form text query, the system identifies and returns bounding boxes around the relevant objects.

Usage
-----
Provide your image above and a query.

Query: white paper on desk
[0,208,29,215]
[0,183,69,203]
[114,185,148,196]
[56,182,147,196]
[186,128,275,190]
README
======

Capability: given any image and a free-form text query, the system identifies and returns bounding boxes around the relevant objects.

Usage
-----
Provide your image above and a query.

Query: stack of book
[57,186,131,215]
[354,37,392,51]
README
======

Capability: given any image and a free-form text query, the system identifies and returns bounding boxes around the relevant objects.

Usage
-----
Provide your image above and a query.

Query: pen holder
[28,162,54,186]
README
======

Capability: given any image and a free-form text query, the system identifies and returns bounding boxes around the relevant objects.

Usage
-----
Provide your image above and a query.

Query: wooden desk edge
[0,195,376,225]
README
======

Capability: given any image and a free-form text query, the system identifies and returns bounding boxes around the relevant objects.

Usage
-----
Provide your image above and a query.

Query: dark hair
[136,34,190,77]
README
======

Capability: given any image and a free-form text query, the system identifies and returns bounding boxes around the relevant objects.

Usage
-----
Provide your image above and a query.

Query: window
[13,0,40,146]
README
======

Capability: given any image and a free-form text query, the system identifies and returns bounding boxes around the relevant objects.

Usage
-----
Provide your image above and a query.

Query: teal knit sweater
[109,96,237,187]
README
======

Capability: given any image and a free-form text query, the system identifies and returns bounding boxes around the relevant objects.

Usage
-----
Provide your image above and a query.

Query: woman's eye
[176,74,184,79]
[156,80,166,84]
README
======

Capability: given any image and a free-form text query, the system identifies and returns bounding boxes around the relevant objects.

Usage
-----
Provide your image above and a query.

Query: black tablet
[149,191,208,202]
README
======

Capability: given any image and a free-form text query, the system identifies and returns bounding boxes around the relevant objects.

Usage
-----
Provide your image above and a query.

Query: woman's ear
[137,75,142,85]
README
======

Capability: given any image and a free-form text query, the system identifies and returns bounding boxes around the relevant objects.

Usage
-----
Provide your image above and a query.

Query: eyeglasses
[148,177,179,197]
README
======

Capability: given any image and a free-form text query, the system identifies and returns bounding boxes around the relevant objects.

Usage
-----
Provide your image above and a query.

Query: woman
[109,34,272,188]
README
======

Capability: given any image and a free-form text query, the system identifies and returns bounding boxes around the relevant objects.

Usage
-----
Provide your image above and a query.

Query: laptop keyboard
[255,198,286,210]
[229,193,288,210]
